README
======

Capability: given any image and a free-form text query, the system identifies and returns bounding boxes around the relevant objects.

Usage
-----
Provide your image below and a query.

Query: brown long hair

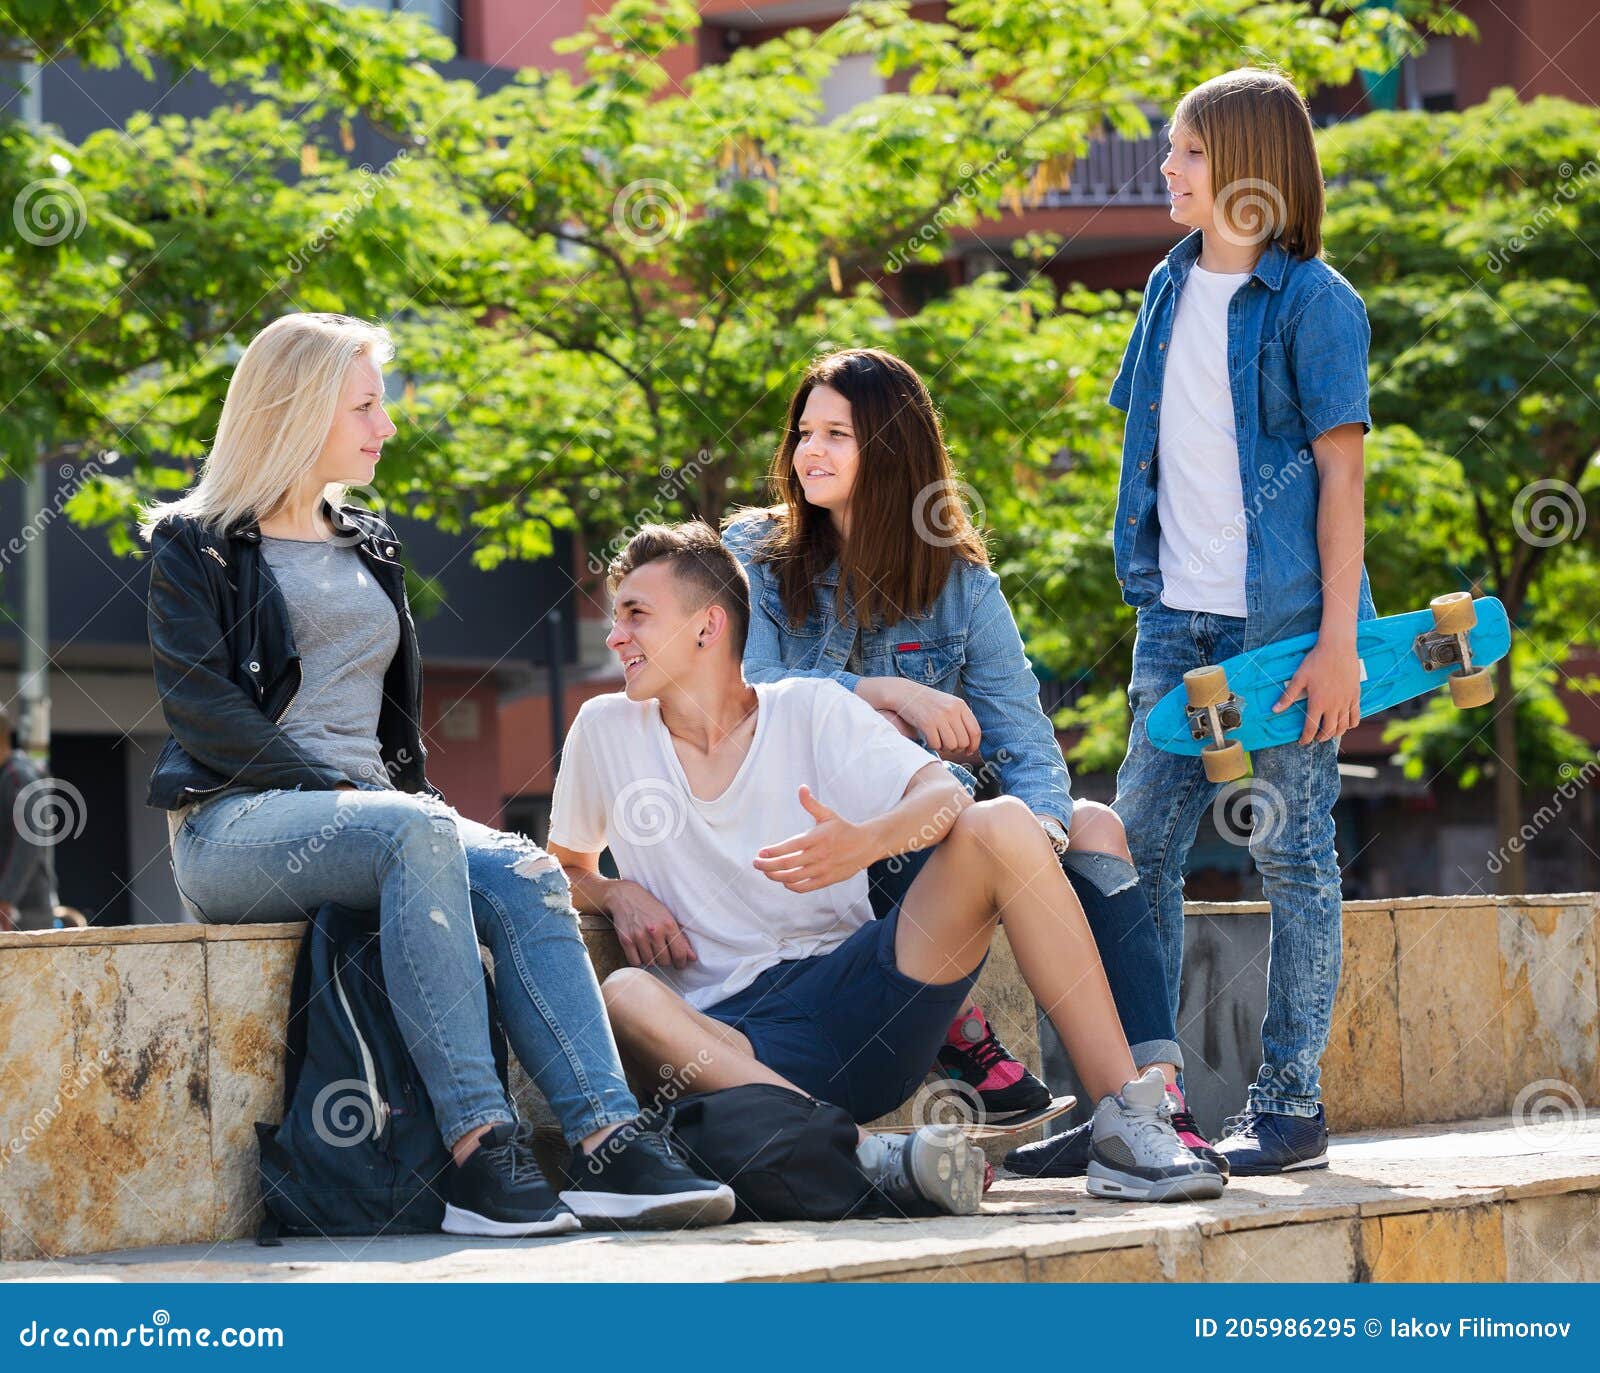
[732,348,988,630]
[1172,67,1324,260]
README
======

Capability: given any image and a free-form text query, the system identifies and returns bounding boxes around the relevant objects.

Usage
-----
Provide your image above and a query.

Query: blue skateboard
[1145,593,1509,781]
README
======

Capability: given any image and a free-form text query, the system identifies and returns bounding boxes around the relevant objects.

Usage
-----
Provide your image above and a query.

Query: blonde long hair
[138,312,394,540]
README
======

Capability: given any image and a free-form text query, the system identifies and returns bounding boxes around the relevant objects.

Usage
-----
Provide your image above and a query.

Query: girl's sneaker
[443,1121,581,1237]
[1166,1084,1229,1181]
[561,1123,736,1229]
[1086,1068,1226,1202]
[935,1004,1052,1118]
[1002,1119,1092,1178]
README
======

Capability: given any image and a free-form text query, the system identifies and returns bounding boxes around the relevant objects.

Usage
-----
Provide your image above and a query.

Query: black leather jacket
[145,499,441,810]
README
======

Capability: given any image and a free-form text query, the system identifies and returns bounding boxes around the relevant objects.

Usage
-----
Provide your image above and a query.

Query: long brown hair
[1172,67,1324,260]
[733,348,988,630]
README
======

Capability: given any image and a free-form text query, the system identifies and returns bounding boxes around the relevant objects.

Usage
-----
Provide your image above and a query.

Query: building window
[333,0,464,46]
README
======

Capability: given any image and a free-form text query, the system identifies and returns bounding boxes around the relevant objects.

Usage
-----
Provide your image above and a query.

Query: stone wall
[1040,894,1600,1139]
[3,894,1594,1261]
[0,914,1035,1260]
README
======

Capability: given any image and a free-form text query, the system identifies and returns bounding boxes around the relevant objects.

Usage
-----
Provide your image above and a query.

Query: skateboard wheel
[1449,667,1495,708]
[1430,592,1477,634]
[1184,664,1231,709]
[1202,740,1247,782]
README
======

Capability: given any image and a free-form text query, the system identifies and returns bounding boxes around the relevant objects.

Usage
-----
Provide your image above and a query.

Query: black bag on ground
[657,1083,875,1222]
[254,901,509,1242]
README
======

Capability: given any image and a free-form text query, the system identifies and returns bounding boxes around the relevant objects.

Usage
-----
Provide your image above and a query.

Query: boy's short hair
[607,521,751,657]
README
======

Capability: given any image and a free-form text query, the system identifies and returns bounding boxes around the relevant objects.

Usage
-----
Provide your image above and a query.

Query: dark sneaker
[856,1124,985,1215]
[1167,1085,1229,1181]
[1086,1068,1225,1202]
[936,1004,1052,1118]
[1003,1118,1092,1178]
[1213,1105,1328,1176]
[442,1121,580,1237]
[560,1122,735,1229]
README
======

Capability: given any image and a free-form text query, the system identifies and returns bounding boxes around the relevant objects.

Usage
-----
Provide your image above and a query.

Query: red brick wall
[419,667,506,825]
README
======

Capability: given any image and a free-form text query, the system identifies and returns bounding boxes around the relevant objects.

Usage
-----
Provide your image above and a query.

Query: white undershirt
[547,677,933,1010]
[1156,263,1251,617]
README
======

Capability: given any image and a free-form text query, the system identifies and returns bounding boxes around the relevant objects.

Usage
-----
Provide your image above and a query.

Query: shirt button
[248,661,260,672]
[1148,402,1157,411]
[1158,342,1166,350]
[1139,461,1148,469]
[385,545,396,556]
[1126,517,1136,526]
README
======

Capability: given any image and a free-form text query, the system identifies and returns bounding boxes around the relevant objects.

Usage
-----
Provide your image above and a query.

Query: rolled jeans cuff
[1245,1088,1323,1119]
[1127,1038,1184,1074]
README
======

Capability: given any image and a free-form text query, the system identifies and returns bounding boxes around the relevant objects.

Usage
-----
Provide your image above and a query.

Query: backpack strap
[279,904,327,1112]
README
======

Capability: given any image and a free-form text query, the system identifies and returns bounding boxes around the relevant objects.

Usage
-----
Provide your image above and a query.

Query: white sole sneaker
[904,1125,985,1215]
[1085,1160,1225,1203]
[558,1184,736,1230]
[441,1203,582,1237]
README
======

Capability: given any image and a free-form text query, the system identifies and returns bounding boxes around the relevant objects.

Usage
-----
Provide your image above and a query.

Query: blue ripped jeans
[170,783,639,1147]
[1114,601,1344,1118]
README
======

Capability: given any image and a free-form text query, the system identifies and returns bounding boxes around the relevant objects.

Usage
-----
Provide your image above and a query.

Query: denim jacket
[723,513,1073,827]
[1110,229,1377,649]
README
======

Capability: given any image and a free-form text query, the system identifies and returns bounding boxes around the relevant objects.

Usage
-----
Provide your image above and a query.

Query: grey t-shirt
[260,535,400,789]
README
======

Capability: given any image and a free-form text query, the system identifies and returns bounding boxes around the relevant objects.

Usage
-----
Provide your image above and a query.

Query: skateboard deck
[1145,595,1509,776]
[873,1093,1077,1139]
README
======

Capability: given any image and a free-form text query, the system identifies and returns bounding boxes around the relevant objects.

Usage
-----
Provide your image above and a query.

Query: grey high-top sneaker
[1086,1067,1226,1202]
[856,1124,985,1215]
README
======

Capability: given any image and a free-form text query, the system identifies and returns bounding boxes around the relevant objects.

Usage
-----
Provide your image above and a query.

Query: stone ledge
[0,911,1037,1260]
[4,894,1594,1261]
[4,1116,1595,1283]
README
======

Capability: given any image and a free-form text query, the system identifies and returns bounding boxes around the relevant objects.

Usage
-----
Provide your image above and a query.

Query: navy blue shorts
[703,902,983,1124]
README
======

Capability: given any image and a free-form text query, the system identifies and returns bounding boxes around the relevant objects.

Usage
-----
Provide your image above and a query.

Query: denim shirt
[1110,229,1378,649]
[723,513,1074,827]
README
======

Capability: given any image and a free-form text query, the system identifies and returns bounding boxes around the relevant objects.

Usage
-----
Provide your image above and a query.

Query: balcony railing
[1032,128,1170,208]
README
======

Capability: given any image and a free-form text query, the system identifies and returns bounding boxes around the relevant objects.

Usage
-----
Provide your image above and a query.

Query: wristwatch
[1038,816,1069,854]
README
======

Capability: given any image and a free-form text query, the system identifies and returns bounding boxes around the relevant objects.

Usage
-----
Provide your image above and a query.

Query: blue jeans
[868,833,1182,1072]
[1113,601,1343,1118]
[171,784,639,1147]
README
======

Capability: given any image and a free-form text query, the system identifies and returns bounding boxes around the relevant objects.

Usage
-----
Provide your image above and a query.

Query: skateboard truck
[1183,665,1249,782]
[1414,593,1495,708]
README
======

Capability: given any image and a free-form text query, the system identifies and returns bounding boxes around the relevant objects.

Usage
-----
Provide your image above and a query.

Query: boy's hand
[753,786,877,893]
[1274,636,1362,744]
[605,879,697,969]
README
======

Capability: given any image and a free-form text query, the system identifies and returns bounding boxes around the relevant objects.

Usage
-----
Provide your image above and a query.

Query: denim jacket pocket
[890,636,966,691]
[1258,339,1301,440]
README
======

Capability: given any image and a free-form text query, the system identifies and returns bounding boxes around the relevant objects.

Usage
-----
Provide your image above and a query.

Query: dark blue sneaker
[1213,1105,1328,1176]
[1003,1119,1092,1177]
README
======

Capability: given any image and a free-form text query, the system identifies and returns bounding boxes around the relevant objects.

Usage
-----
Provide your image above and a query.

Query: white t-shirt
[1156,262,1251,617]
[547,677,935,1010]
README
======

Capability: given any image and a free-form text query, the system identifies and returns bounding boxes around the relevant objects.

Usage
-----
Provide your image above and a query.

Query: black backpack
[657,1084,877,1222]
[255,902,509,1242]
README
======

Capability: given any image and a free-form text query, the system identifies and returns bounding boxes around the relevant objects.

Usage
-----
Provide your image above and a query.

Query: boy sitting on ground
[548,523,1223,1213]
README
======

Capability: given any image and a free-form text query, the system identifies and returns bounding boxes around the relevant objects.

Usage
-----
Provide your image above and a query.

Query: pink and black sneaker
[1166,1085,1229,1181]
[936,1005,1052,1120]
